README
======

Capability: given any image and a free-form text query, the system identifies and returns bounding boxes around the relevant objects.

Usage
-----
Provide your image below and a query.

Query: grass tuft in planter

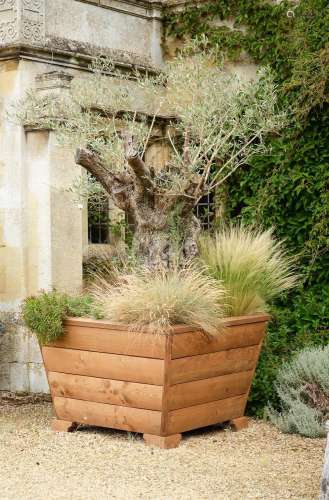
[91,265,226,336]
[199,226,299,316]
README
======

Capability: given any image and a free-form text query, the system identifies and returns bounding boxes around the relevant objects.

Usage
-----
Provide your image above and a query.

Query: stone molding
[0,0,162,70]
[0,42,158,74]
[77,0,163,20]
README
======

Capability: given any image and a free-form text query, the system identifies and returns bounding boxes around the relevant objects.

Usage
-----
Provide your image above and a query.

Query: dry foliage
[91,265,225,336]
[199,226,299,316]
[83,245,135,287]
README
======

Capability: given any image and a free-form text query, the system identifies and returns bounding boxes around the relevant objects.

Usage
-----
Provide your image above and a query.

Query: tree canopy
[15,43,284,267]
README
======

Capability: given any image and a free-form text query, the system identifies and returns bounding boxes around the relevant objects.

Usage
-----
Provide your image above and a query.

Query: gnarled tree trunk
[75,142,201,269]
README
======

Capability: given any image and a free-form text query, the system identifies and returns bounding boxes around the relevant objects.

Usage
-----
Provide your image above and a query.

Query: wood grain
[64,317,199,333]
[221,314,270,327]
[167,370,253,410]
[237,341,264,417]
[49,372,163,410]
[51,419,77,432]
[42,347,164,385]
[143,433,182,449]
[172,322,266,358]
[160,334,172,436]
[64,314,269,330]
[167,395,246,434]
[54,397,162,435]
[51,324,166,359]
[230,416,249,431]
[169,345,260,384]
[43,315,269,444]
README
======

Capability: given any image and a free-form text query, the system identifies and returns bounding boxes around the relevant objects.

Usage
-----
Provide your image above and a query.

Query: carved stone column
[0,0,45,46]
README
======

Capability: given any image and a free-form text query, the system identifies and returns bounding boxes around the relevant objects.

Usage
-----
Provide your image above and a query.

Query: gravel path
[0,403,325,500]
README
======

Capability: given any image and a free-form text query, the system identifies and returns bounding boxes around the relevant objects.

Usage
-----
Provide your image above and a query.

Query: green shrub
[23,291,103,345]
[266,345,329,438]
[199,226,298,316]
[248,285,329,416]
[91,265,225,336]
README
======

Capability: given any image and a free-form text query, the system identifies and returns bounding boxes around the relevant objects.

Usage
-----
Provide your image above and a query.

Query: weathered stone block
[0,362,10,390]
[28,333,43,364]
[10,362,29,392]
[28,362,48,393]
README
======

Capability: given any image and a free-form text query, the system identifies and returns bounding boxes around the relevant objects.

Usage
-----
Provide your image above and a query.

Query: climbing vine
[164,0,329,415]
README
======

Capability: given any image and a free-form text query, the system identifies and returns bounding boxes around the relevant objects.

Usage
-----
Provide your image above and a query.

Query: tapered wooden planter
[41,314,269,448]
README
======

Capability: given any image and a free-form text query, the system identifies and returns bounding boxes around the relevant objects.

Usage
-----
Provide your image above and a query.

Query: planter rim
[64,313,270,333]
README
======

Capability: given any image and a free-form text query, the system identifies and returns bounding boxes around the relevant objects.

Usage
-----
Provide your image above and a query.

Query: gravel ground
[0,402,325,500]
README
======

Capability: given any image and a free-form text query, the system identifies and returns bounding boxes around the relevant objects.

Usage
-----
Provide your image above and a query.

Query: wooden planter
[41,314,269,448]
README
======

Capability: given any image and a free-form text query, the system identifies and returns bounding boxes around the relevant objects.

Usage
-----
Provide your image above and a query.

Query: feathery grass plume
[266,346,329,438]
[91,265,225,336]
[199,226,299,316]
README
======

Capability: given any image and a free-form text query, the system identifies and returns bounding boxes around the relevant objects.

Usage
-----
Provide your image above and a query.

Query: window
[88,197,110,244]
[88,194,215,244]
[195,192,215,230]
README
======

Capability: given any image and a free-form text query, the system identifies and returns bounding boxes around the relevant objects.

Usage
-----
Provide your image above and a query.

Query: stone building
[0,0,256,394]
[0,0,166,393]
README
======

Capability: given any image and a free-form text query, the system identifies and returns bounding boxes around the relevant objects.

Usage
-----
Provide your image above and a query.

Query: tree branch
[183,127,190,166]
[123,133,155,193]
[75,147,132,211]
[127,153,155,192]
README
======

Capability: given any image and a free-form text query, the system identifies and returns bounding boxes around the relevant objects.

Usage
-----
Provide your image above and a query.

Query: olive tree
[15,46,284,268]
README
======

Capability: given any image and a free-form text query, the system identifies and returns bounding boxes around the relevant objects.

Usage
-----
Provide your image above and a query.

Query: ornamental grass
[91,265,226,336]
[199,226,299,316]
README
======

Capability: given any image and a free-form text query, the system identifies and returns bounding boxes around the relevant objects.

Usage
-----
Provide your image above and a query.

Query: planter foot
[51,419,77,433]
[230,417,249,431]
[143,433,182,449]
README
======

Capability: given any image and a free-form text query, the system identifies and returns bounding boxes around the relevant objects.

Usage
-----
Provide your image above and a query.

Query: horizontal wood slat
[167,371,253,410]
[49,372,163,411]
[42,347,164,385]
[51,325,166,359]
[221,314,270,327]
[64,314,269,331]
[172,322,266,358]
[43,316,269,441]
[54,397,162,435]
[167,395,246,434]
[170,345,260,384]
[64,317,198,333]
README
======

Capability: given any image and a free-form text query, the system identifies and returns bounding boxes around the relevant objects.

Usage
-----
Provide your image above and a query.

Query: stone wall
[0,312,47,392]
[0,0,164,393]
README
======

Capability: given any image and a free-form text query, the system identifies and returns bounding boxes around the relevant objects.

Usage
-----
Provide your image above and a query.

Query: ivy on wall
[164,0,329,415]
